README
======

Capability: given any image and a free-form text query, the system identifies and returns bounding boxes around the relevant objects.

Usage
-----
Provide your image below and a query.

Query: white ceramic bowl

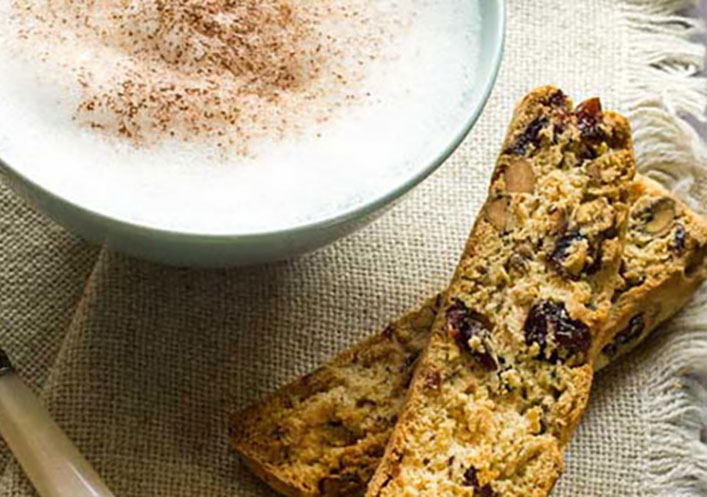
[0,0,505,267]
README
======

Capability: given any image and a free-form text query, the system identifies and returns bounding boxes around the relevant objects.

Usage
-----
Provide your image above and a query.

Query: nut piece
[506,253,528,278]
[547,208,567,235]
[642,198,676,234]
[504,158,535,193]
[485,197,510,231]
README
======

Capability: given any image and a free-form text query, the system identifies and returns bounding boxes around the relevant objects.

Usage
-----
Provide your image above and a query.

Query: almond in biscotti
[597,176,707,368]
[231,181,707,497]
[230,181,707,497]
[366,86,636,497]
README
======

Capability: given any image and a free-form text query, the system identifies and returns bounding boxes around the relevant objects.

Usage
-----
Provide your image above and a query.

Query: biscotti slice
[595,176,707,368]
[232,176,707,497]
[231,174,707,497]
[366,87,635,497]
[230,295,442,497]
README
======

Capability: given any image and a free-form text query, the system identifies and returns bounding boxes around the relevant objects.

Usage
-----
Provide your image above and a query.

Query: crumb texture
[367,87,636,497]
[231,297,441,497]
[597,176,707,368]
[229,174,707,496]
[230,90,707,497]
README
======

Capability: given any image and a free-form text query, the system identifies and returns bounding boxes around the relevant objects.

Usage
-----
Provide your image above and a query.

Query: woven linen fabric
[1,0,706,496]
[0,180,99,479]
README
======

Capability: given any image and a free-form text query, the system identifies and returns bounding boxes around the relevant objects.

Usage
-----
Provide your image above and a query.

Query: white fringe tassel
[621,1,707,495]
[622,0,707,212]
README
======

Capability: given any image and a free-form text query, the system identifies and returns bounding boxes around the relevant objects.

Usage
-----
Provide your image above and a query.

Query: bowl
[0,0,505,267]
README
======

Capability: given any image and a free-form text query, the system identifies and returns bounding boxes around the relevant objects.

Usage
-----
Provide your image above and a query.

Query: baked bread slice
[595,176,707,368]
[231,295,443,497]
[230,87,645,497]
[366,87,635,496]
[230,173,707,496]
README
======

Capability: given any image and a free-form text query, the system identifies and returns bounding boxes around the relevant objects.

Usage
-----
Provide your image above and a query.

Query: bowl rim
[0,0,506,243]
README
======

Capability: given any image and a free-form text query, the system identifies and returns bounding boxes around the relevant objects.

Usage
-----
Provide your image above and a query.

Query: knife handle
[0,367,115,497]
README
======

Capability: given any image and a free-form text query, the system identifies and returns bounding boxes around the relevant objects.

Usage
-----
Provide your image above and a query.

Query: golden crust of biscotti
[595,176,707,368]
[366,86,635,497]
[230,174,707,497]
[231,173,707,497]
[230,296,442,497]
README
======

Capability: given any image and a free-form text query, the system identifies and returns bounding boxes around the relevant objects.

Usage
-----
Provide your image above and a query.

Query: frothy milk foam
[0,0,481,233]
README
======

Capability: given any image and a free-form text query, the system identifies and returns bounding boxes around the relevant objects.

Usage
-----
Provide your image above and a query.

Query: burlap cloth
[2,0,707,495]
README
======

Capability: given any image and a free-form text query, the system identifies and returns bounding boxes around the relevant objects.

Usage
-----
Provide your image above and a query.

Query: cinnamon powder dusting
[10,0,392,151]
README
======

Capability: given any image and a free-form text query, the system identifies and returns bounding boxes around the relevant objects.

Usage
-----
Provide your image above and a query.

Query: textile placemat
[1,0,706,495]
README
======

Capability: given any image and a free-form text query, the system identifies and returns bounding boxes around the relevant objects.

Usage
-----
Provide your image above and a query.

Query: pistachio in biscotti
[596,176,707,370]
[232,178,707,497]
[640,197,676,234]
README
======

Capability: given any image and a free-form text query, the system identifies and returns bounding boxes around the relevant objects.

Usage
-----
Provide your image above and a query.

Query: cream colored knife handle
[0,355,115,497]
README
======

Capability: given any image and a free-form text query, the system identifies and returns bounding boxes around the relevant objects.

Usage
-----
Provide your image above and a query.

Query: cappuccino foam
[0,0,482,233]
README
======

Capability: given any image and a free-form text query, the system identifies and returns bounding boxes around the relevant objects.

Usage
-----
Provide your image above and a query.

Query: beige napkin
[1,0,706,495]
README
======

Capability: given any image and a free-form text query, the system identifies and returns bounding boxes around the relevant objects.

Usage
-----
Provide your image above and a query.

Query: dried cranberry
[462,466,480,487]
[524,301,552,350]
[575,97,605,141]
[601,313,645,358]
[551,231,607,278]
[550,232,586,279]
[577,142,599,162]
[524,300,591,361]
[546,90,567,108]
[446,299,497,371]
[554,310,592,356]
[479,486,497,497]
[674,224,687,254]
[462,466,496,496]
[505,116,549,155]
